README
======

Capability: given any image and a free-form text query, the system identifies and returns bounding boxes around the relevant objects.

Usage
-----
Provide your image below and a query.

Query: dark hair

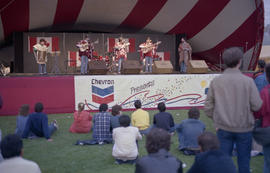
[198,132,220,152]
[112,105,122,116]
[119,115,130,127]
[35,102,43,113]
[77,102,85,112]
[1,134,23,159]
[39,39,46,43]
[134,100,141,109]
[19,104,30,116]
[99,103,108,112]
[157,102,166,112]
[222,47,243,68]
[266,63,270,83]
[188,107,200,119]
[146,128,171,154]
[258,59,266,69]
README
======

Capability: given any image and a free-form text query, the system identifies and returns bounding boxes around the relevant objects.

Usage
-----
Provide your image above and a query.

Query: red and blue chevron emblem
[92,85,114,104]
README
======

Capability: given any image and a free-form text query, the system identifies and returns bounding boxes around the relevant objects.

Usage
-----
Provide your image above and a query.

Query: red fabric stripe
[53,0,84,25]
[168,0,230,38]
[116,0,167,32]
[0,76,75,116]
[164,52,170,61]
[109,38,115,52]
[92,94,114,104]
[129,38,136,52]
[69,51,77,67]
[29,37,37,52]
[52,37,59,51]
[193,9,258,67]
[0,0,29,39]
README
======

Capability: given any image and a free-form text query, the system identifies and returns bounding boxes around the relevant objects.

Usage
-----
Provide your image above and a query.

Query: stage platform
[0,72,221,116]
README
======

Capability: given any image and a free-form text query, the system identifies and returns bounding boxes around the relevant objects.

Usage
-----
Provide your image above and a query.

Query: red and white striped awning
[0,0,264,70]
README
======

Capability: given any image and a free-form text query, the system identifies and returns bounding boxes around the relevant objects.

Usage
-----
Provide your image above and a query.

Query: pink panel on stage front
[0,76,75,116]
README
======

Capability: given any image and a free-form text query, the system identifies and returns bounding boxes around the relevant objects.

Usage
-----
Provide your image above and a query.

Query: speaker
[88,60,108,74]
[122,60,141,74]
[153,61,173,74]
[187,60,208,74]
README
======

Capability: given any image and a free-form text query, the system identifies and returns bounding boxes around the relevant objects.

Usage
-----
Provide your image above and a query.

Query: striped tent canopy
[0,0,264,70]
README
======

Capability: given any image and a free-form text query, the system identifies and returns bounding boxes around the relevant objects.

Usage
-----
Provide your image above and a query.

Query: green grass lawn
[0,110,264,173]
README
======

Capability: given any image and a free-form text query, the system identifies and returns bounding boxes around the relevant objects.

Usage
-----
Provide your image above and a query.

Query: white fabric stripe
[190,0,256,52]
[29,0,58,30]
[75,0,138,32]
[142,0,198,33]
[0,15,5,44]
[243,47,254,70]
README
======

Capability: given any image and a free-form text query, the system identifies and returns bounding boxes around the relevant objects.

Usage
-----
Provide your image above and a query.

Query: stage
[0,73,222,116]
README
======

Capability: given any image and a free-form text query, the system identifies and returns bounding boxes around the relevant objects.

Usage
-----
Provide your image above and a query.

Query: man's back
[205,68,262,132]
[0,157,41,173]
[93,112,112,142]
[153,112,174,131]
[131,109,149,130]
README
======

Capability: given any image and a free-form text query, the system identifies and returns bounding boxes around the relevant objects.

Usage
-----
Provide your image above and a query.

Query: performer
[114,37,130,74]
[76,36,94,75]
[178,37,192,73]
[33,39,49,75]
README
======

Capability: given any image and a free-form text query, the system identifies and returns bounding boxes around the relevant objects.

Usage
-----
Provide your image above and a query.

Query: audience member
[92,103,112,144]
[254,63,270,173]
[131,100,150,135]
[22,102,58,141]
[0,134,41,173]
[135,128,182,173]
[112,115,142,164]
[253,59,266,79]
[15,104,31,137]
[69,102,92,133]
[0,129,3,162]
[110,105,122,130]
[204,47,262,173]
[176,107,205,155]
[153,102,175,133]
[255,60,269,92]
[187,132,237,173]
[0,94,2,109]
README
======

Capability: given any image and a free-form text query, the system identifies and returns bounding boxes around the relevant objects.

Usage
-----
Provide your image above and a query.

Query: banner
[28,37,59,52]
[74,74,219,110]
[68,51,81,67]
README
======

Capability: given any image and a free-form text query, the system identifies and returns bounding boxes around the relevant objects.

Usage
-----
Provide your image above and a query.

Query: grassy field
[0,110,264,173]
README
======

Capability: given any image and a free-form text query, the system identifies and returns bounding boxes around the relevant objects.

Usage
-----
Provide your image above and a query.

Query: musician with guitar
[76,37,94,75]
[139,37,161,73]
[114,37,130,74]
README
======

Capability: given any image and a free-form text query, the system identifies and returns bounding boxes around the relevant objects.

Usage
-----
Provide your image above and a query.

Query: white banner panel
[74,74,219,110]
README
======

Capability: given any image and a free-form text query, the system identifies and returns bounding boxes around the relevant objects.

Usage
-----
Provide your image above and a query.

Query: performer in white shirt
[114,37,130,74]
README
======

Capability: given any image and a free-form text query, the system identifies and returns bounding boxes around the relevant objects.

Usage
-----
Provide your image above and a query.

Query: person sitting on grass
[135,128,183,173]
[153,102,175,133]
[176,107,205,155]
[92,103,112,144]
[22,102,58,141]
[112,115,142,164]
[0,134,41,173]
[15,104,32,137]
[69,102,92,133]
[131,100,150,135]
[110,104,122,130]
[187,132,237,173]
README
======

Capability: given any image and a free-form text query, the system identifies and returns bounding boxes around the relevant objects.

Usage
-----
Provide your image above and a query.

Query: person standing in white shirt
[0,134,41,173]
[112,115,142,164]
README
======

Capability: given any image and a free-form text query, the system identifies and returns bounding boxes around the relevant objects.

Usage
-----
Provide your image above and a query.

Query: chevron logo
[92,85,114,104]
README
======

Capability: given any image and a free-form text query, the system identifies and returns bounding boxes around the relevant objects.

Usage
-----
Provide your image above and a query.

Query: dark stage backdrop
[22,32,176,73]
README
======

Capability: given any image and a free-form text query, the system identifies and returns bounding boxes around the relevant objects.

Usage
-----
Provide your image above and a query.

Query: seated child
[15,104,30,137]
[69,102,92,133]
[176,107,205,155]
[112,115,142,164]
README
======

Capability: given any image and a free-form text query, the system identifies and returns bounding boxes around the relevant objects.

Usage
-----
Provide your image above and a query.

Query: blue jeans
[38,64,46,74]
[80,55,88,74]
[264,145,270,173]
[145,56,153,72]
[180,61,187,73]
[48,123,57,136]
[118,57,124,73]
[217,129,252,173]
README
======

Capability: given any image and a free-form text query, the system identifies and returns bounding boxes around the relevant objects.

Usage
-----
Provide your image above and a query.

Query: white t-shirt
[112,126,142,160]
[0,157,41,173]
